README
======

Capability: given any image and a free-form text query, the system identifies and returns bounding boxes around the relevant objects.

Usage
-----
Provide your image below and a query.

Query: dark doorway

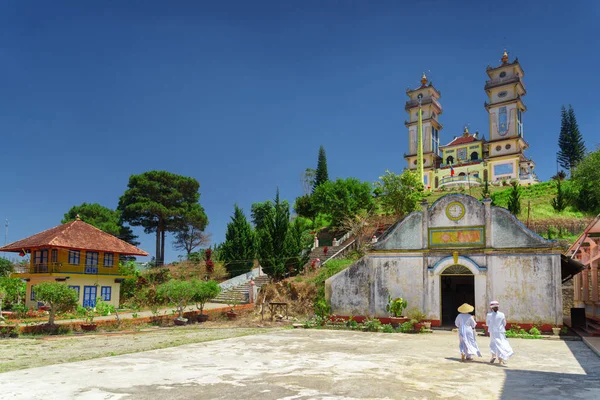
[441,267,475,325]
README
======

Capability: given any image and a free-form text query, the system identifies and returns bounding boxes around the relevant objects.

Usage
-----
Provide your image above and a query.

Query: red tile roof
[0,220,148,256]
[442,134,480,147]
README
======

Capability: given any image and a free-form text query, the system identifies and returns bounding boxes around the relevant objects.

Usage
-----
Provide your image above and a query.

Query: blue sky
[1,1,598,263]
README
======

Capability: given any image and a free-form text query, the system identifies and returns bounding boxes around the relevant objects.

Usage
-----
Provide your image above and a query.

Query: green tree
[507,181,521,216]
[313,145,329,192]
[283,217,313,274]
[157,280,196,320]
[256,190,290,280]
[557,105,586,173]
[222,205,256,276]
[570,148,600,214]
[551,178,568,213]
[0,257,13,277]
[312,178,374,227]
[293,194,316,221]
[481,177,490,200]
[34,282,79,325]
[251,201,273,230]
[0,277,25,308]
[118,171,208,266]
[62,203,139,246]
[192,280,221,315]
[373,170,424,216]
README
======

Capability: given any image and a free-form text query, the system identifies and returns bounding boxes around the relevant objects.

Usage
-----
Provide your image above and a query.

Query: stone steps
[211,275,270,304]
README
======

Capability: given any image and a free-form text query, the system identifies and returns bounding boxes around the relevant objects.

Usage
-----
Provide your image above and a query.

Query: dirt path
[0,325,274,373]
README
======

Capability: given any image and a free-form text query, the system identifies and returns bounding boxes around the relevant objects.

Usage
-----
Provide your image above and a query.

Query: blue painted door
[83,286,97,308]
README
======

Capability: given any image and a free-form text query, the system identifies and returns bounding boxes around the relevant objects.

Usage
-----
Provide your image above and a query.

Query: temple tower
[484,50,535,182]
[404,73,443,188]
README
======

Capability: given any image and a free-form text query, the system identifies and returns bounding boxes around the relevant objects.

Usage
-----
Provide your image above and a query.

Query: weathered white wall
[326,254,424,317]
[487,254,562,324]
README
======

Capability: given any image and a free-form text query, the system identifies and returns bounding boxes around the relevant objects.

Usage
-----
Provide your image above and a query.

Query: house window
[470,152,478,161]
[104,253,114,267]
[51,249,58,263]
[85,252,99,274]
[446,156,454,164]
[432,127,440,156]
[30,285,36,301]
[69,285,80,299]
[101,286,112,301]
[68,250,80,265]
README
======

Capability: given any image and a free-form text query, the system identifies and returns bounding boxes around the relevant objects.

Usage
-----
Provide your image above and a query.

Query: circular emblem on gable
[498,91,508,98]
[499,71,507,78]
[446,201,465,221]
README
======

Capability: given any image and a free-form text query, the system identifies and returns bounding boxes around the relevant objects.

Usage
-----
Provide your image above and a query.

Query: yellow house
[0,217,148,309]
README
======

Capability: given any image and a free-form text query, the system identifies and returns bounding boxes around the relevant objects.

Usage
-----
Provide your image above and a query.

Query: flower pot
[226,311,237,320]
[414,323,425,332]
[174,318,188,326]
[389,317,409,328]
[552,327,561,336]
[423,321,431,330]
[196,314,209,323]
[80,323,97,332]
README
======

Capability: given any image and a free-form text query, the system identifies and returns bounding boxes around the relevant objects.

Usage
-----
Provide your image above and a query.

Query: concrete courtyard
[0,329,599,399]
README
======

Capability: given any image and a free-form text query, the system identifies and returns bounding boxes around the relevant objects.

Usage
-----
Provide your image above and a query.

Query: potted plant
[192,280,221,323]
[385,296,408,327]
[80,307,97,331]
[157,280,196,326]
[407,308,427,331]
[552,325,561,336]
[226,293,242,320]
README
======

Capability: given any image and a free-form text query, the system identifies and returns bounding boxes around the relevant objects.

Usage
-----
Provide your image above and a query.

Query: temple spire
[420,72,428,86]
[501,50,509,64]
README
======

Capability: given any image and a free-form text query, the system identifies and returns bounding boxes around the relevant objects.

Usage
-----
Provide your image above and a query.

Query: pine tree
[481,177,490,201]
[221,205,255,276]
[557,105,586,172]
[507,181,521,216]
[551,178,567,213]
[567,106,586,169]
[313,146,329,192]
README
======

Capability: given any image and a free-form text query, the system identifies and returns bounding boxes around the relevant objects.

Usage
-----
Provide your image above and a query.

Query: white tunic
[455,313,481,358]
[486,310,514,359]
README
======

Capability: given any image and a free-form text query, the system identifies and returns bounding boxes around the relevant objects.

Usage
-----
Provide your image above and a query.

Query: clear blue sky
[1,1,598,263]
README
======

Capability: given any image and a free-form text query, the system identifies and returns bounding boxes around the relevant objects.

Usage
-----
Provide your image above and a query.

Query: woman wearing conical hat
[455,303,482,361]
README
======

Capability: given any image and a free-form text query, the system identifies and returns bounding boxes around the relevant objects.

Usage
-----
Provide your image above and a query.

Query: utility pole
[4,218,7,246]
[526,201,531,228]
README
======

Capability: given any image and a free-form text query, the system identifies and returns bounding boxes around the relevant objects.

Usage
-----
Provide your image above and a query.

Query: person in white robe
[486,300,514,364]
[455,303,481,361]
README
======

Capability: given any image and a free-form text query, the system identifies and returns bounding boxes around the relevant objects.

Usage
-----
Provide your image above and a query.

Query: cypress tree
[551,178,567,213]
[557,105,586,172]
[507,181,521,216]
[256,190,290,280]
[221,205,255,276]
[313,145,329,192]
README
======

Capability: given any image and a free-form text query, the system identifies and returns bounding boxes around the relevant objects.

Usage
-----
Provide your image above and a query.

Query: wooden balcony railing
[14,263,114,275]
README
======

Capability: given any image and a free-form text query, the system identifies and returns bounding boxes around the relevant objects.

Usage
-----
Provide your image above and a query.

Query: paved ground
[1,329,599,400]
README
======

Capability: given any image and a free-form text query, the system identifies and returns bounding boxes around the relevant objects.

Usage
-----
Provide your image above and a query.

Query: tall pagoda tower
[404,74,443,188]
[484,50,535,182]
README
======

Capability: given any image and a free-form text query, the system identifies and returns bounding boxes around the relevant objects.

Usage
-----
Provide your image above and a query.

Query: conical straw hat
[457,303,474,313]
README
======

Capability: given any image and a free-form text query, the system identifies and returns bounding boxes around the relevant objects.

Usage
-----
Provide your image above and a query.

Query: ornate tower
[404,73,443,188]
[484,50,535,182]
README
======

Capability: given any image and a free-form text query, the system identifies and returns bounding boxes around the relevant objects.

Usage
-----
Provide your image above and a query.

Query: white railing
[321,239,357,267]
[219,267,263,291]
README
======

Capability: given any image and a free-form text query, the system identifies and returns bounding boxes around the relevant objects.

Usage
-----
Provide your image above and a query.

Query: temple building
[326,194,582,330]
[404,51,538,189]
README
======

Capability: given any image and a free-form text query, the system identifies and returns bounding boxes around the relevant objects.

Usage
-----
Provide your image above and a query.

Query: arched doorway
[440,264,475,325]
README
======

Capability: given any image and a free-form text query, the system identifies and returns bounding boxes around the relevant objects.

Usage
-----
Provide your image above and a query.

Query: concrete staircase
[580,317,600,337]
[211,275,270,304]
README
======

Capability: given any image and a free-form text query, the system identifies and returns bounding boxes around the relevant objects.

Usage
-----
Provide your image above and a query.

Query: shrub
[399,320,414,333]
[529,327,541,336]
[406,307,426,322]
[362,318,382,332]
[192,280,221,315]
[386,296,408,317]
[381,323,395,333]
[156,280,195,319]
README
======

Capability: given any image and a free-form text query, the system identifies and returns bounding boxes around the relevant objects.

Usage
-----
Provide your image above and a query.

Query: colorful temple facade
[404,51,538,189]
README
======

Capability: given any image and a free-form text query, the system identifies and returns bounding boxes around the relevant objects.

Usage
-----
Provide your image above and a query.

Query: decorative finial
[463,125,469,135]
[75,214,81,221]
[501,49,509,64]
[420,72,427,86]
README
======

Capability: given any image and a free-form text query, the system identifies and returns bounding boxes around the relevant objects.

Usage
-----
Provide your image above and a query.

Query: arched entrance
[440,264,475,325]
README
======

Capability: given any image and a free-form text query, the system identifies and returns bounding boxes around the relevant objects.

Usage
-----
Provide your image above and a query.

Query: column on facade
[574,273,581,304]
[591,262,598,303]
[582,266,589,302]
